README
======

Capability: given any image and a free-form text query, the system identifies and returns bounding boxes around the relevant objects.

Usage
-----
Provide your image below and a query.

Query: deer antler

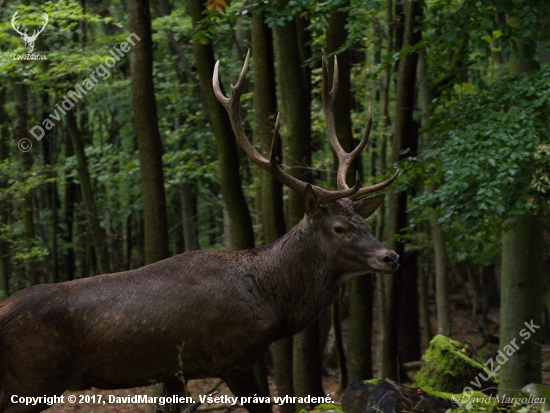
[213,50,397,203]
[11,12,26,38]
[213,50,361,203]
[320,50,399,200]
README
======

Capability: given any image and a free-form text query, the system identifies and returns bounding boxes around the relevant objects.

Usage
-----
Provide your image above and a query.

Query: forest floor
[48,289,550,413]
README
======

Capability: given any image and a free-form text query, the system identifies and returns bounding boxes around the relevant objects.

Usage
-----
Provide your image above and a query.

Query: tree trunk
[327,0,370,387]
[189,0,255,252]
[0,88,10,295]
[128,0,170,265]
[179,184,199,252]
[376,0,393,379]
[386,0,422,381]
[251,9,287,404]
[273,2,312,228]
[498,14,543,394]
[348,275,374,383]
[64,133,76,281]
[66,111,111,275]
[500,215,544,392]
[417,46,450,336]
[12,80,38,286]
[432,223,450,334]
[251,10,286,245]
[273,1,323,406]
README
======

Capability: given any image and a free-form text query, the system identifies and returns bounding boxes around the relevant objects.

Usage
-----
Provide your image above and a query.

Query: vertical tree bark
[42,123,59,284]
[273,0,322,407]
[273,1,312,228]
[180,184,199,251]
[189,0,255,252]
[251,11,285,245]
[251,9,289,404]
[499,16,543,393]
[64,134,76,281]
[128,0,170,265]
[348,275,374,383]
[376,0,394,379]
[326,0,372,384]
[66,111,111,275]
[417,47,447,337]
[11,80,38,286]
[386,0,422,381]
[500,215,544,392]
[0,88,10,295]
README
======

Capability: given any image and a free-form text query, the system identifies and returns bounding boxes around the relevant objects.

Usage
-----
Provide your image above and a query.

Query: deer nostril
[383,255,399,269]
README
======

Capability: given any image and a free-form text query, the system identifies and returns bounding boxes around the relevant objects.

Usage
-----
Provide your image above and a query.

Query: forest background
[0,0,550,408]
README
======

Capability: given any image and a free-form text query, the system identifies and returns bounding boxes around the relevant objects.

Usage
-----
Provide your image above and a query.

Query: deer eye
[333,226,344,234]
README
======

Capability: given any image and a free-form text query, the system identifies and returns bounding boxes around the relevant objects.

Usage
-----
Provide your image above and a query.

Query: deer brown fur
[0,53,399,413]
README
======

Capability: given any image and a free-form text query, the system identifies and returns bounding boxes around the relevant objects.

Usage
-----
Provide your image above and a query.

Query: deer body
[0,53,399,413]
[0,203,394,412]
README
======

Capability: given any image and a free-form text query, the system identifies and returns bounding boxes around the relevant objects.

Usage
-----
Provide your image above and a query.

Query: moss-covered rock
[313,403,344,412]
[516,383,550,407]
[414,335,497,395]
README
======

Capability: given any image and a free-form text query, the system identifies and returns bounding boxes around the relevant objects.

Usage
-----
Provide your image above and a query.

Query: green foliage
[404,64,550,264]
[423,0,550,90]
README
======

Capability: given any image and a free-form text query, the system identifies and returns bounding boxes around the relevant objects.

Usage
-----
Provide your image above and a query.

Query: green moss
[517,384,550,407]
[313,404,343,412]
[363,378,382,385]
[415,335,497,394]
[419,386,492,404]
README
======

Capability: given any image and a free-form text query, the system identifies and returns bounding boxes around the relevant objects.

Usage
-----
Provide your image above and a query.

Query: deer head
[11,11,48,54]
[213,51,400,276]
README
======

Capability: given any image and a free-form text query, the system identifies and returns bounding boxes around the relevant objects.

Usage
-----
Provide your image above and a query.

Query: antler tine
[213,51,364,202]
[348,168,401,200]
[322,51,362,194]
[321,51,345,160]
[213,50,271,172]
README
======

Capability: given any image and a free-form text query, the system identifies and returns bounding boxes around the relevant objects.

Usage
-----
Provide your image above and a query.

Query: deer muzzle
[381,251,399,272]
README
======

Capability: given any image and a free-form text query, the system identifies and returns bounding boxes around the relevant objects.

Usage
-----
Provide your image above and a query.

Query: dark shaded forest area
[0,0,550,412]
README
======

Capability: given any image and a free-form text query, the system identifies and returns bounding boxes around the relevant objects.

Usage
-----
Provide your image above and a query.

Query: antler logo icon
[11,11,48,54]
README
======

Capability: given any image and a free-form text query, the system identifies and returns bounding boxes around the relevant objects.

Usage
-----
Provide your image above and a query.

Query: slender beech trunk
[64,133,76,281]
[499,17,543,393]
[42,126,59,284]
[11,80,38,286]
[251,11,285,246]
[128,0,169,265]
[386,0,422,381]
[189,0,254,252]
[66,111,111,275]
[251,9,289,405]
[500,215,544,391]
[326,0,371,384]
[376,0,394,379]
[417,48,447,337]
[0,89,9,295]
[273,1,323,406]
[180,184,199,252]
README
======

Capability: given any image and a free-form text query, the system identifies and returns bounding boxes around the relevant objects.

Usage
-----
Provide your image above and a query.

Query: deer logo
[11,11,48,54]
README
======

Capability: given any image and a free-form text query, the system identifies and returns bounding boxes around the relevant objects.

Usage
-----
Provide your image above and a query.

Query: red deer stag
[0,52,399,413]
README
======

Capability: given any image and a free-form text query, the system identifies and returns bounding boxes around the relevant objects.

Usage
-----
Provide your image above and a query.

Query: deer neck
[251,219,339,337]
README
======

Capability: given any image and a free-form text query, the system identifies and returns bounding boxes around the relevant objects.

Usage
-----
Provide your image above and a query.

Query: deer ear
[303,184,321,217]
[353,193,385,219]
